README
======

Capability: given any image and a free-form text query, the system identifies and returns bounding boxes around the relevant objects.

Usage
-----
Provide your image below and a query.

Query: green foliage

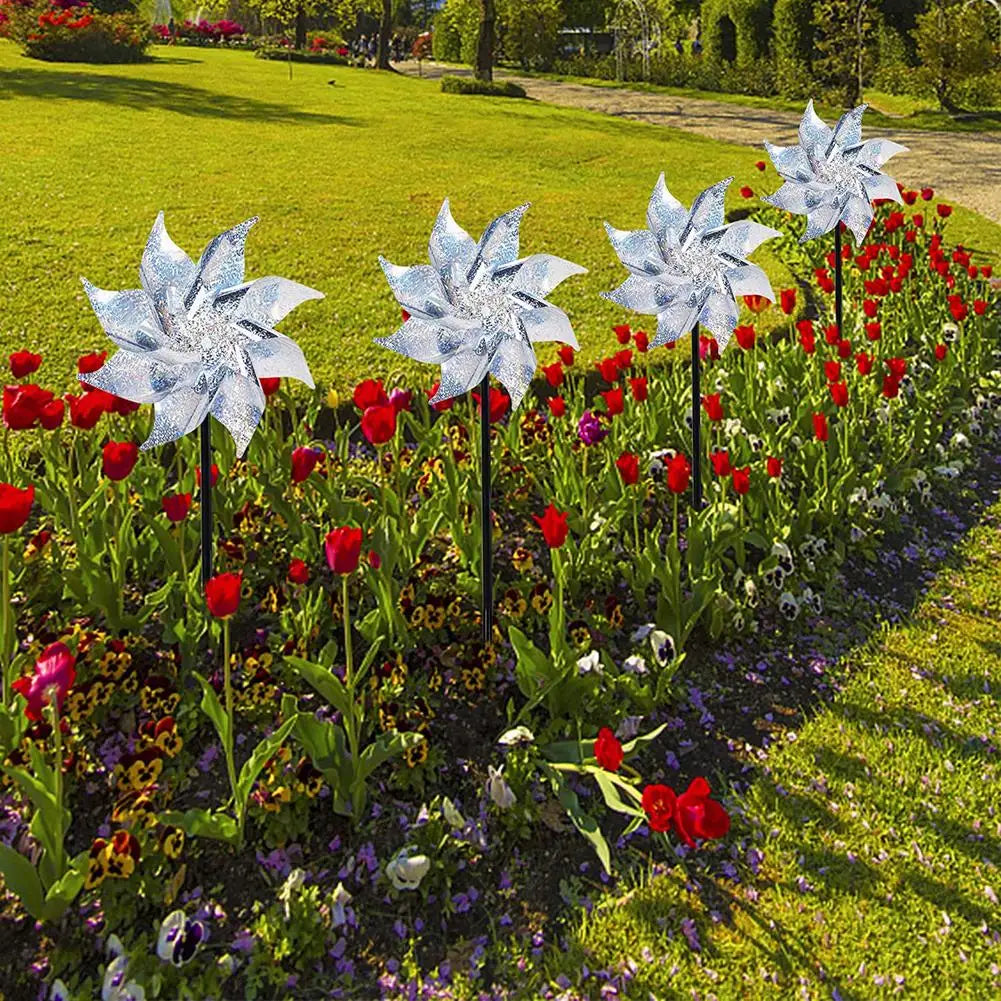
[440,73,527,96]
[700,0,772,66]
[811,0,874,106]
[255,44,350,62]
[8,2,151,63]
[913,0,998,110]
[432,0,478,62]
[772,0,813,97]
[496,0,563,70]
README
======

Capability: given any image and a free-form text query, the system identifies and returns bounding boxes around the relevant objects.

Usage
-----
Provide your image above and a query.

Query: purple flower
[577,410,608,446]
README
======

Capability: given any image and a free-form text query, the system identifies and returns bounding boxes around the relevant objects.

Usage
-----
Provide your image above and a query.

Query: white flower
[102,956,145,1001]
[50,981,70,1001]
[442,796,466,830]
[850,524,866,542]
[950,432,970,449]
[744,577,759,607]
[577,650,602,675]
[778,592,800,621]
[935,464,961,479]
[497,725,535,746]
[771,541,794,573]
[105,935,125,959]
[942,321,959,343]
[277,868,306,921]
[650,629,675,665]
[616,716,643,740]
[486,764,516,809]
[386,848,431,891]
[623,654,648,675]
[589,512,607,533]
[331,881,352,927]
[630,623,654,643]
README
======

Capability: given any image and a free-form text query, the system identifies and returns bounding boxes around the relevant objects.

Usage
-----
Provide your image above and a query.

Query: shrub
[10,0,149,61]
[497,0,563,71]
[773,0,813,98]
[701,0,772,66]
[255,43,350,65]
[440,74,526,97]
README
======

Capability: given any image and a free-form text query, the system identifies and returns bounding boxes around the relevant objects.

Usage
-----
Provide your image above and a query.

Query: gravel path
[399,62,1001,228]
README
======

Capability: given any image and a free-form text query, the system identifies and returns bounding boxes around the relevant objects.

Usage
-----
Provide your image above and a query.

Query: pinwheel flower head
[763,101,907,244]
[80,213,322,457]
[376,199,586,410]
[602,175,779,351]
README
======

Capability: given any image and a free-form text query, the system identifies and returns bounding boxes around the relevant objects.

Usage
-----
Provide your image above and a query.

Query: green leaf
[540,739,590,764]
[235,715,299,811]
[553,773,611,874]
[159,809,239,844]
[41,857,86,921]
[619,722,669,756]
[592,769,644,817]
[509,626,556,700]
[193,671,231,752]
[356,731,425,783]
[285,657,354,720]
[0,842,44,919]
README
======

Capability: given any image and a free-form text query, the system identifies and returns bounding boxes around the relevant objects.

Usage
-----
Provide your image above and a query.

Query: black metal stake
[834,223,843,338]
[199,420,213,587]
[691,323,703,510]
[479,374,493,645]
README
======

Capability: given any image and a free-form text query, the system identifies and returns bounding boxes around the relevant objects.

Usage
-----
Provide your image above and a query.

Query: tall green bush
[773,0,812,97]
[497,0,563,70]
[700,0,772,66]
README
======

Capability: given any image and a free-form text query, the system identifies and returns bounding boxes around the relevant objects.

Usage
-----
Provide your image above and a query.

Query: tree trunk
[294,5,306,50]
[475,0,495,82]
[377,0,392,69]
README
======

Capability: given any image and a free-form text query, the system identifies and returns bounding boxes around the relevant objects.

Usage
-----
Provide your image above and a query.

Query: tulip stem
[200,421,213,588]
[341,574,354,687]
[222,617,238,834]
[632,492,641,556]
[1,535,9,707]
[48,696,63,863]
[479,374,493,646]
[691,325,703,511]
[341,573,362,818]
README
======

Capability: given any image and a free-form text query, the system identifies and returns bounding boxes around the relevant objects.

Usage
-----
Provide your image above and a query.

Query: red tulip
[766,456,782,478]
[937,204,952,218]
[325,526,363,574]
[699,335,720,361]
[367,549,381,570]
[641,783,676,833]
[66,390,108,430]
[755,160,766,171]
[974,299,987,316]
[666,454,691,495]
[614,349,632,371]
[0,483,34,534]
[195,464,219,488]
[361,404,397,445]
[427,383,453,412]
[613,324,631,344]
[797,323,815,355]
[596,357,619,383]
[855,352,873,375]
[934,343,947,361]
[673,776,730,848]
[920,187,934,201]
[161,493,192,523]
[824,324,840,346]
[547,396,566,418]
[813,413,828,442]
[471,387,511,424]
[731,466,750,495]
[885,357,907,379]
[353,379,390,411]
[743,294,769,314]
[829,381,849,408]
[710,450,731,477]
[862,299,878,319]
[629,377,648,403]
[823,361,841,383]
[557,345,575,367]
[949,299,968,322]
[533,503,569,550]
[601,388,624,417]
[9,352,42,378]
[634,330,649,353]
[542,363,563,388]
[291,446,321,483]
[865,321,882,341]
[4,385,53,430]
[779,288,796,315]
[102,441,139,481]
[260,377,281,397]
[287,558,309,585]
[837,339,852,360]
[734,325,755,350]
[594,727,623,772]
[205,571,242,619]
[77,351,107,374]
[882,376,900,399]
[701,394,724,422]
[11,642,76,722]
[739,185,754,198]
[616,452,640,485]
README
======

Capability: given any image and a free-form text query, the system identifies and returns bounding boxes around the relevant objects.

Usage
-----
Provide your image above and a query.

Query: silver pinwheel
[375,199,586,411]
[80,212,322,458]
[762,100,907,244]
[602,175,780,353]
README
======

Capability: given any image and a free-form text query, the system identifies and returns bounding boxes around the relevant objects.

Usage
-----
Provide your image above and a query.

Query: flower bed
[0,174,997,999]
[151,18,249,47]
[7,0,149,62]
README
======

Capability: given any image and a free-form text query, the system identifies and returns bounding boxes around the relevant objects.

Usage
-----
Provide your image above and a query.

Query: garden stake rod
[834,223,844,340]
[480,373,493,645]
[691,323,703,510]
[200,420,213,587]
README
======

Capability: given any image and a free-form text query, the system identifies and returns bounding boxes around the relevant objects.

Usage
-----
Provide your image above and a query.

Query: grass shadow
[0,66,359,125]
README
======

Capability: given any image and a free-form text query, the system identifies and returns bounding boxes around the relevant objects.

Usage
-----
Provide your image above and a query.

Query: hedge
[701,0,772,66]
[440,74,527,97]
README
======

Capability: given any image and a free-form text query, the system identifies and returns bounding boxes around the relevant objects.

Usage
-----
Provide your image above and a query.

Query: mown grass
[1,43,998,397]
[519,502,1001,999]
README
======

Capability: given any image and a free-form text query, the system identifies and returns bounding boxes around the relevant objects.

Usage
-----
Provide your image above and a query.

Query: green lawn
[1,43,998,397]
[519,502,1001,999]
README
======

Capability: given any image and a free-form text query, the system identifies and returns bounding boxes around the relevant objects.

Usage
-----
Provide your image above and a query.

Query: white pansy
[331,881,352,927]
[497,725,535,747]
[486,765,516,809]
[650,629,675,666]
[386,848,431,891]
[577,650,602,675]
[622,654,648,675]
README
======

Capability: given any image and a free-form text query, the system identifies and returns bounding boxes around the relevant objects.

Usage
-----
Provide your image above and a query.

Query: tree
[497,0,563,69]
[812,0,875,107]
[475,0,495,81]
[913,0,996,110]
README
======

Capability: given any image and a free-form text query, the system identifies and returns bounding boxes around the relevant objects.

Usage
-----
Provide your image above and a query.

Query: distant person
[692,36,702,56]
[675,38,683,55]
[368,36,377,62]
[358,34,367,61]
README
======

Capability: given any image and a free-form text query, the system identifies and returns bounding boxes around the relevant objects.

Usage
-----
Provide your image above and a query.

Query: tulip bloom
[934,343,947,361]
[557,345,575,366]
[882,377,900,399]
[102,441,139,481]
[666,454,691,495]
[701,394,724,422]
[11,642,76,722]
[66,390,108,430]
[353,379,390,411]
[709,450,731,477]
[734,325,756,350]
[533,504,569,549]
[9,352,42,378]
[542,363,563,388]
[739,185,754,199]
[77,351,108,374]
[291,446,321,483]
[855,352,873,375]
[547,396,566,418]
[779,288,796,315]
[361,404,397,445]
[39,399,65,430]
[594,727,623,772]
[260,377,281,397]
[673,777,731,848]
[813,413,828,442]
[471,387,511,424]
[616,452,640,485]
[829,381,849,408]
[641,783,676,833]
[161,493,192,523]
[885,357,907,379]
[287,558,309,585]
[325,526,363,574]
[4,385,53,430]
[743,295,768,314]
[613,324,631,344]
[427,383,452,412]
[195,464,219,488]
[628,377,648,403]
[766,456,782,478]
[596,358,619,383]
[823,361,841,383]
[0,483,34,534]
[634,330,649,353]
[601,388,624,417]
[205,571,242,619]
[731,466,750,495]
